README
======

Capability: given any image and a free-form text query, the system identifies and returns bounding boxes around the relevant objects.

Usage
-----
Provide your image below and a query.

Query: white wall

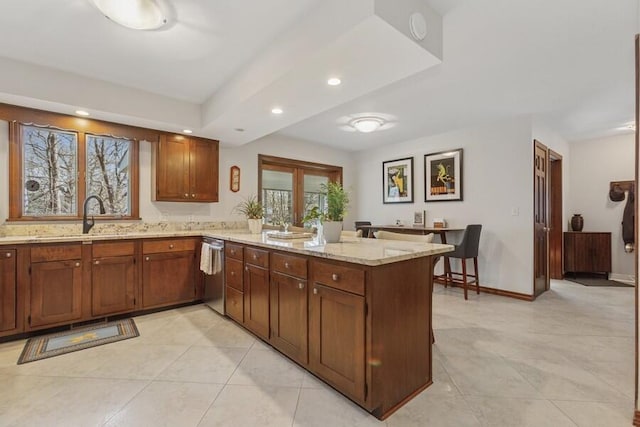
[0,121,355,227]
[354,117,535,295]
[568,133,635,281]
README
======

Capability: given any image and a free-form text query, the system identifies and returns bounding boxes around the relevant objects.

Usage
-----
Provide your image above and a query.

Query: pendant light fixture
[92,0,167,30]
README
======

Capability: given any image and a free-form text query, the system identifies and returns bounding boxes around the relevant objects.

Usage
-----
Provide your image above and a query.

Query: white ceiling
[0,0,637,151]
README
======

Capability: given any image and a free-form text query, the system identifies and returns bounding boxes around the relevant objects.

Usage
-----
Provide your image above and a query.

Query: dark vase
[571,214,584,232]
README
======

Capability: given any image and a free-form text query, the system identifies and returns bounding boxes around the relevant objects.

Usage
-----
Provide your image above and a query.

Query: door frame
[548,149,563,280]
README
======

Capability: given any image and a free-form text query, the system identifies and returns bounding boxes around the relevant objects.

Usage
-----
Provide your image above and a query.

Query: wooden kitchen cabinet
[0,249,17,332]
[153,133,219,202]
[243,247,270,340]
[91,241,136,316]
[309,260,366,402]
[29,244,83,329]
[225,243,244,322]
[270,252,308,365]
[142,238,197,309]
[564,232,612,276]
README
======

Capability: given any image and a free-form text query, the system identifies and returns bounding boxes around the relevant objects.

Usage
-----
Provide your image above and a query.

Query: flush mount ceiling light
[92,0,167,30]
[350,117,385,133]
[271,107,283,115]
[327,77,341,86]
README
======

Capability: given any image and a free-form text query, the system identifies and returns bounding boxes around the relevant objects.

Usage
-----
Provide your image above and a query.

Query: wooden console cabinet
[564,232,612,276]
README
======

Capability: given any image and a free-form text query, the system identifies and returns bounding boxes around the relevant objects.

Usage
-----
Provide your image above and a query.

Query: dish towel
[212,246,222,274]
[200,242,213,275]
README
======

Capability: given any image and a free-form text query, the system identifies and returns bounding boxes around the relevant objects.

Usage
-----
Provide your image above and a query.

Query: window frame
[258,155,342,226]
[4,103,155,221]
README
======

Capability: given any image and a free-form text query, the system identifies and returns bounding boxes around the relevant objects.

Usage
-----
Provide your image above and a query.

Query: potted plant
[234,195,264,234]
[303,181,349,243]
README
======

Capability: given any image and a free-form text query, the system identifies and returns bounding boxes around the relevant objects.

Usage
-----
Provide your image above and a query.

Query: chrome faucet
[82,195,106,234]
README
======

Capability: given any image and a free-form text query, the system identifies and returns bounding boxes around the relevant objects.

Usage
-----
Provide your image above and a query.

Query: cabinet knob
[94,260,100,265]
[230,271,235,276]
[313,288,318,295]
[75,262,81,267]
[191,194,196,198]
[230,249,236,255]
[4,252,11,258]
[145,256,150,261]
[331,273,339,281]
[245,266,249,271]
[169,244,174,249]
[298,282,304,289]
[252,254,257,260]
[184,193,189,198]
[284,262,290,269]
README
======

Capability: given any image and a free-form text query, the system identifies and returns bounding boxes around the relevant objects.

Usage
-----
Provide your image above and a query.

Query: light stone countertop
[0,229,453,266]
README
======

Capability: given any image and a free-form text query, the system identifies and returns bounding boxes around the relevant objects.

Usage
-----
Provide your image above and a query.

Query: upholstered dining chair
[443,224,482,300]
[374,230,434,243]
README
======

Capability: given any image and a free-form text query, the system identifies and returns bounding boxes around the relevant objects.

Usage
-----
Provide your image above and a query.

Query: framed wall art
[383,157,414,204]
[424,149,463,202]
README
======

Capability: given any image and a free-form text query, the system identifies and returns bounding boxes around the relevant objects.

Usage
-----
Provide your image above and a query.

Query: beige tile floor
[0,279,634,426]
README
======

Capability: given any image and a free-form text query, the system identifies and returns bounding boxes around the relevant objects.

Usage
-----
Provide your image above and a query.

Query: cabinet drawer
[312,261,365,296]
[31,244,82,263]
[272,252,307,279]
[226,258,244,291]
[225,286,243,322]
[246,247,269,268]
[93,241,135,258]
[225,243,244,261]
[143,238,197,254]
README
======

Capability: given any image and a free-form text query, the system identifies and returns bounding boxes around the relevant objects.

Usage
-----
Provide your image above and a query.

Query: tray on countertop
[266,231,314,240]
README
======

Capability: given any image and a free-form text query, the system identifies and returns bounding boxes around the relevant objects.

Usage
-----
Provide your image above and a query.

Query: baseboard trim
[633,409,640,426]
[435,282,534,301]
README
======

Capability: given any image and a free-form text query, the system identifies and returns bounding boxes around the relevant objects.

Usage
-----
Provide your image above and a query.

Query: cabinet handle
[184,193,189,198]
[145,256,150,261]
[252,254,257,260]
[331,273,339,281]
[5,252,11,258]
[284,262,290,269]
[169,244,174,249]
[298,282,304,289]
[313,288,318,295]
[75,262,81,267]
[94,260,100,265]
[230,249,236,255]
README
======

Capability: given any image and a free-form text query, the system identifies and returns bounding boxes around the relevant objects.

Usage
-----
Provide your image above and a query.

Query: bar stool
[444,224,482,300]
[355,221,372,237]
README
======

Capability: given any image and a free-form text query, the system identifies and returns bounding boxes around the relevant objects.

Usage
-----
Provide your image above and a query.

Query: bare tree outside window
[86,135,131,215]
[22,126,77,216]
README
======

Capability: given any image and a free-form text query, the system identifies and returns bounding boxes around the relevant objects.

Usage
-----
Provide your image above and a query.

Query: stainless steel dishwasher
[202,238,225,315]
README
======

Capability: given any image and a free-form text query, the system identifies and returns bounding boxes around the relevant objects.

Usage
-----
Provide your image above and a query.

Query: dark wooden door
[0,250,16,332]
[533,140,549,296]
[243,263,270,340]
[270,272,308,365]
[156,134,190,201]
[91,255,136,316]
[189,139,219,202]
[309,283,365,402]
[142,250,195,309]
[30,260,83,328]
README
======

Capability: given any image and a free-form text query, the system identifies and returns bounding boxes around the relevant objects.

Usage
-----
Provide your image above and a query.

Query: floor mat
[565,277,634,287]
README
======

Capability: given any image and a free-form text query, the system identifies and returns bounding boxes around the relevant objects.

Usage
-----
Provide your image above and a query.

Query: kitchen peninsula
[0,229,452,420]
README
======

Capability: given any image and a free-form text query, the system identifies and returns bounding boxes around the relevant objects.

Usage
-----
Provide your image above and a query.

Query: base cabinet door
[244,263,270,340]
[270,272,308,365]
[309,283,365,402]
[30,260,83,328]
[142,251,195,309]
[0,249,17,332]
[92,256,136,316]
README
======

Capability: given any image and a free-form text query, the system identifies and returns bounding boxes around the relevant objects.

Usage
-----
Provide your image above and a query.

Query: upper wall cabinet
[152,134,219,202]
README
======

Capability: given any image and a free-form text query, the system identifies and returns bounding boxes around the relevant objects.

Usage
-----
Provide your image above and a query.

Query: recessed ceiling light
[183,129,193,134]
[234,128,245,132]
[350,117,385,133]
[627,124,636,130]
[92,0,167,30]
[75,110,90,116]
[271,107,283,115]
[327,77,341,86]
